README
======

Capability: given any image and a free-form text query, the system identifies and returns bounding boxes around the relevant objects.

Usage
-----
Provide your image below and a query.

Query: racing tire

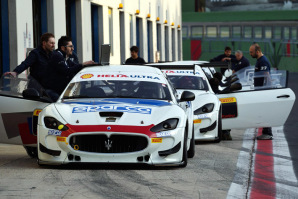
[187,125,195,158]
[24,146,38,158]
[179,126,188,167]
[214,107,223,143]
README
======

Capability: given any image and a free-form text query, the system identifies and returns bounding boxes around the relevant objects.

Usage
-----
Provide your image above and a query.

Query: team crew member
[224,50,250,73]
[4,33,55,86]
[210,46,236,74]
[125,46,146,65]
[44,36,94,101]
[249,43,273,140]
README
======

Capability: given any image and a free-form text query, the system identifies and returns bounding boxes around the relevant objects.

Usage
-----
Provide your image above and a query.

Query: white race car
[0,65,196,167]
[148,62,222,142]
[148,61,296,142]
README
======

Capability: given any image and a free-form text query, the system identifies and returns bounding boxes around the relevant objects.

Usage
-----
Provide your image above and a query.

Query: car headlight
[194,103,214,115]
[150,118,179,132]
[44,117,69,131]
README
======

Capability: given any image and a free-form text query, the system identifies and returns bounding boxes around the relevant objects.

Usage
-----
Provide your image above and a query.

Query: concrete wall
[6,0,182,71]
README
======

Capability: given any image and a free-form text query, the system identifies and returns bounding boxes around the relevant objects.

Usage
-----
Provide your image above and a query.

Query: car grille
[69,134,148,153]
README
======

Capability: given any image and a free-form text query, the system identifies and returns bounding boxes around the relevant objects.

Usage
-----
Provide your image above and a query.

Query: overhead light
[164,20,168,24]
[118,3,123,9]
[156,17,160,21]
[135,10,140,15]
[177,24,181,28]
[171,22,174,26]
[147,13,151,18]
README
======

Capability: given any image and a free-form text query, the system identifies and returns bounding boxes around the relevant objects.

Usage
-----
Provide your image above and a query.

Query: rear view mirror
[22,88,40,100]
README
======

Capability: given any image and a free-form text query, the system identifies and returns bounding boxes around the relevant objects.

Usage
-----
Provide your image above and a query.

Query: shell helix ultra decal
[219,97,238,119]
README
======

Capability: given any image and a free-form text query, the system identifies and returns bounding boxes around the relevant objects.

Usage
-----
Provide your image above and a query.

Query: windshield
[167,75,208,91]
[62,80,172,100]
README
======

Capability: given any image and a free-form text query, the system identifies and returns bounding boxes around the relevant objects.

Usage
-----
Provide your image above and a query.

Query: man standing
[224,50,250,73]
[210,46,236,74]
[4,32,55,86]
[44,36,94,101]
[249,43,273,140]
[125,46,146,64]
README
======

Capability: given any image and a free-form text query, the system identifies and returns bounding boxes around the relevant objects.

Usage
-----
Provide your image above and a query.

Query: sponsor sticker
[33,109,42,116]
[81,74,94,79]
[57,137,67,142]
[220,97,238,118]
[193,119,202,124]
[97,74,160,80]
[151,138,162,143]
[156,132,172,137]
[219,97,236,104]
[72,105,152,114]
[48,130,62,136]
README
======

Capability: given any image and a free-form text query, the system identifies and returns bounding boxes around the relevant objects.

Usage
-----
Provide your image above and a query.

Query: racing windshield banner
[74,72,166,83]
[162,70,205,78]
[219,97,238,119]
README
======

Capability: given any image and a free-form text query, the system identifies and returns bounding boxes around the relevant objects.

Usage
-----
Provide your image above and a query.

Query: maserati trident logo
[105,139,113,150]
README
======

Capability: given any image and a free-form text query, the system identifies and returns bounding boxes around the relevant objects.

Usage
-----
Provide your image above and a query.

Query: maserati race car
[148,61,296,142]
[0,65,195,167]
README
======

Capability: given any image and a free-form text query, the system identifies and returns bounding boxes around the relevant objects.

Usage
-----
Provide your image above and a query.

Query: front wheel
[214,108,222,143]
[187,125,195,158]
[179,126,188,167]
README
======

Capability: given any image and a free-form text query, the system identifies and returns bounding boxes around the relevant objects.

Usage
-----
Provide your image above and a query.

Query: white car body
[148,61,296,142]
[0,65,195,166]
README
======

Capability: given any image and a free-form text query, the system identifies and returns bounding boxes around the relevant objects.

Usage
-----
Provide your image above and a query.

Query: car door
[217,70,295,130]
[0,76,50,145]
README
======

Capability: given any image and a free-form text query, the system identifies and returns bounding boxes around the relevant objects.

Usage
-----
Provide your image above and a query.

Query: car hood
[54,98,175,126]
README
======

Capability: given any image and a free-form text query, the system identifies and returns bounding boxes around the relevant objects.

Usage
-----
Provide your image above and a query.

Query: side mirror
[22,88,40,100]
[219,83,242,94]
[180,91,195,102]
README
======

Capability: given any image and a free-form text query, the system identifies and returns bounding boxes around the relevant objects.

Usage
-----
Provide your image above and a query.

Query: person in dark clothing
[4,33,55,87]
[225,50,250,73]
[249,43,273,140]
[125,46,146,65]
[44,36,94,101]
[210,46,236,74]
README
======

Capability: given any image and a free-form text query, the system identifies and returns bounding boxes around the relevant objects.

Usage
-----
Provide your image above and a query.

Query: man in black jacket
[44,36,94,101]
[4,33,55,87]
[125,46,146,64]
[210,46,235,74]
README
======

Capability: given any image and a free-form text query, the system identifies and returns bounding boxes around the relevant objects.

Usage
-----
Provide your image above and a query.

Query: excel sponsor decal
[48,130,62,136]
[219,97,238,118]
[72,105,152,114]
[151,138,162,143]
[81,74,94,79]
[156,132,172,137]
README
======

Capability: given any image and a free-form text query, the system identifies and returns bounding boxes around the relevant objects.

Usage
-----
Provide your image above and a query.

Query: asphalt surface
[284,72,298,178]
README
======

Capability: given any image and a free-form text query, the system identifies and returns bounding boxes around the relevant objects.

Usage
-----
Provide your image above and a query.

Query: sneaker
[257,134,273,140]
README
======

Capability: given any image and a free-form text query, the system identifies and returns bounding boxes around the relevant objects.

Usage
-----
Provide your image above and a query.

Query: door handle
[277,95,290,98]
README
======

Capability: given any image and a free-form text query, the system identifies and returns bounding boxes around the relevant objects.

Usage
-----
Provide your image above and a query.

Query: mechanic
[249,43,273,140]
[210,46,236,74]
[125,46,146,65]
[223,50,250,73]
[43,36,94,101]
[4,32,55,87]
